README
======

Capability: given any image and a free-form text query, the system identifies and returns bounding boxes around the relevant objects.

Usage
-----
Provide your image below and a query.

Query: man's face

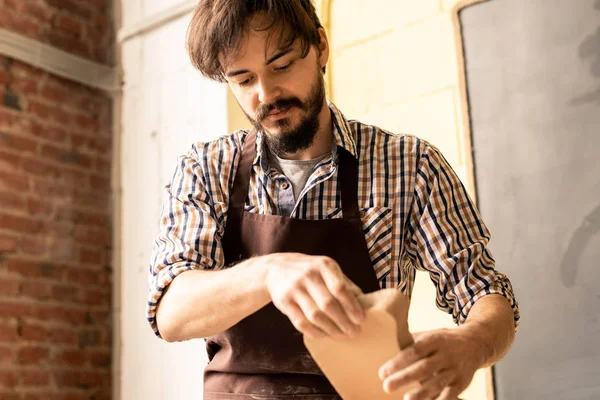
[222,20,329,156]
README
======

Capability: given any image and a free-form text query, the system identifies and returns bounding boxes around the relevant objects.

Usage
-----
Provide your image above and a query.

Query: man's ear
[317,27,329,73]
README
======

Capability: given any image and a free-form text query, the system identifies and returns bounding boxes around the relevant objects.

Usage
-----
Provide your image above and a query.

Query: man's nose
[257,78,281,105]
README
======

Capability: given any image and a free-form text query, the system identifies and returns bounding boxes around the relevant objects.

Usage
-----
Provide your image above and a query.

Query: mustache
[256,97,304,122]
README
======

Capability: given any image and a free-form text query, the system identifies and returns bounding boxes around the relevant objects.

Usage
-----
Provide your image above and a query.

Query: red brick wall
[0,1,114,399]
[0,0,114,65]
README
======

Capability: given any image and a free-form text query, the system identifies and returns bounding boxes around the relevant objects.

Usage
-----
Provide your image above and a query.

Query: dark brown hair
[186,0,323,82]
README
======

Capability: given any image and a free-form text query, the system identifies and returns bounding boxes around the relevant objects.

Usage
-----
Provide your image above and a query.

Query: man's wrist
[456,321,495,368]
[456,294,516,368]
[242,255,274,303]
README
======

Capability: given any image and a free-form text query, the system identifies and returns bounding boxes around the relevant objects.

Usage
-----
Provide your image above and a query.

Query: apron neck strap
[337,147,360,219]
[228,129,360,219]
[228,129,257,216]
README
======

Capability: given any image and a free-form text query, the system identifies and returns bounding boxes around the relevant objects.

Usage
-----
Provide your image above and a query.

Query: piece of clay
[304,289,419,399]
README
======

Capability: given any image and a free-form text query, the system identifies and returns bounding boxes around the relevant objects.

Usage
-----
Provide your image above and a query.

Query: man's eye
[239,77,252,86]
[275,62,293,71]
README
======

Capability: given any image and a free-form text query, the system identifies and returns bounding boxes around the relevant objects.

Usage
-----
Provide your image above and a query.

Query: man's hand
[378,328,487,400]
[263,253,365,339]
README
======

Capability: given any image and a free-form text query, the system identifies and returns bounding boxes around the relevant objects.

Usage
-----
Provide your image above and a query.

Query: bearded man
[147,1,520,399]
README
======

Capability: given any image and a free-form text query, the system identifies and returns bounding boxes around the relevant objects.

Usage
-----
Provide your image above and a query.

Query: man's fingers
[295,289,345,338]
[435,385,461,400]
[339,278,365,323]
[336,283,365,325]
[345,278,364,297]
[382,354,444,393]
[282,302,327,339]
[379,339,437,381]
[305,276,360,336]
[402,369,453,400]
[319,261,364,325]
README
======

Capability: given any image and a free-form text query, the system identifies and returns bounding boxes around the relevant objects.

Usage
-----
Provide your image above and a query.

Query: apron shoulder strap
[229,129,257,213]
[222,129,257,263]
[338,147,360,219]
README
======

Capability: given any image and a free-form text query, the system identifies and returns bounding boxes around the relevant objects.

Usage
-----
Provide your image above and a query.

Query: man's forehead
[221,27,298,71]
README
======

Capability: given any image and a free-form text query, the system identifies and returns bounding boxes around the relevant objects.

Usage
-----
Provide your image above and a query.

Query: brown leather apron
[203,129,381,399]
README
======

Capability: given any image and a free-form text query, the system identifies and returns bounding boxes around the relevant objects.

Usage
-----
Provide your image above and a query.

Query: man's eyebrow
[226,69,250,78]
[266,48,293,65]
[225,48,294,78]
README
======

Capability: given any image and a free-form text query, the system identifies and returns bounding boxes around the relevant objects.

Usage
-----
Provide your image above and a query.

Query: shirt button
[281,182,290,190]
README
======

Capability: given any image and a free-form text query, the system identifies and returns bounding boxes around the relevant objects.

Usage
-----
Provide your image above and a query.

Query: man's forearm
[457,294,516,368]
[156,257,271,342]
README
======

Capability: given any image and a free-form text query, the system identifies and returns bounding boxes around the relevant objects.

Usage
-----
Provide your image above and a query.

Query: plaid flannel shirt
[147,101,520,337]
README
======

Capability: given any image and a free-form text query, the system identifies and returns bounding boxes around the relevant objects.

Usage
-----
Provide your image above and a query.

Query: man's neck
[279,101,333,161]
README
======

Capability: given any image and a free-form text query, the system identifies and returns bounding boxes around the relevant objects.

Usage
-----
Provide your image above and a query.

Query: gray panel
[460,0,600,399]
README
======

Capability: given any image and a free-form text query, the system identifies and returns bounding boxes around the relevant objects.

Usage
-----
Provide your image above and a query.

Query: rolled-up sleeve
[404,142,520,329]
[146,145,226,338]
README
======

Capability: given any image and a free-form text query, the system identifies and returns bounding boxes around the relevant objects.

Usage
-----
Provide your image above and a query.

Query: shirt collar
[252,100,357,167]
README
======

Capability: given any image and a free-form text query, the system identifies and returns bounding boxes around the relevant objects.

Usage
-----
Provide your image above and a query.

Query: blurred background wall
[118,0,226,399]
[0,0,115,398]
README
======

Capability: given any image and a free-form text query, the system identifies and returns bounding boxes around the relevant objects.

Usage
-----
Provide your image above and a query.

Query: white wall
[119,1,228,398]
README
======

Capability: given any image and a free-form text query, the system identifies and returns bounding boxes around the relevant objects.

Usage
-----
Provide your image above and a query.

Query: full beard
[244,71,326,158]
